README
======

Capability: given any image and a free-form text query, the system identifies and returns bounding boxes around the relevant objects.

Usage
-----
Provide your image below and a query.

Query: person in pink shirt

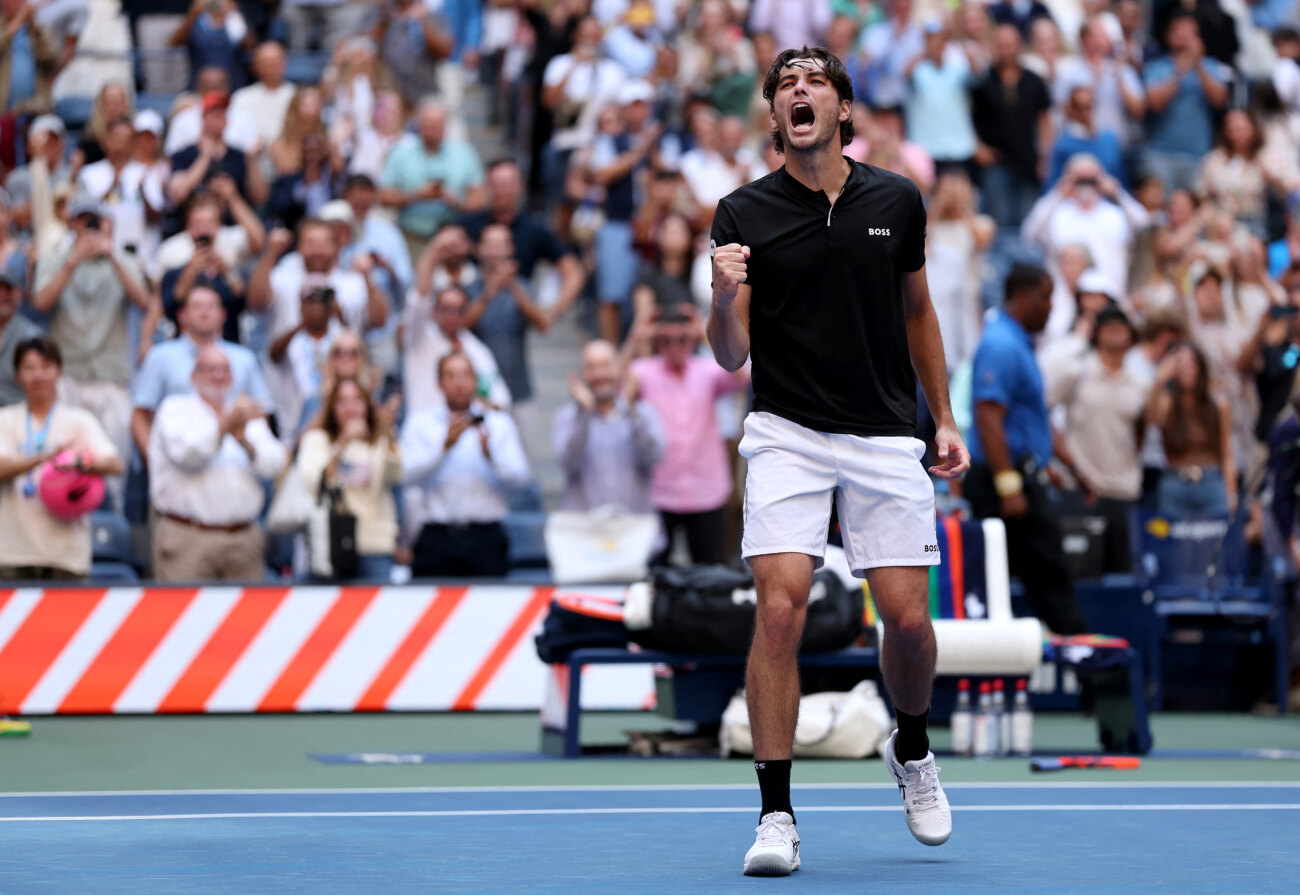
[628,307,749,565]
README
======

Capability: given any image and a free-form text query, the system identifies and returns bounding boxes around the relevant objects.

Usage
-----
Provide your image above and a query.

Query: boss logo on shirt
[868,228,891,236]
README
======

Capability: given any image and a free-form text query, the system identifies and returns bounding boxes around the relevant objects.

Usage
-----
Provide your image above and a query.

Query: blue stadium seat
[503,511,548,570]
[91,561,140,584]
[284,52,331,86]
[135,91,180,121]
[509,482,544,513]
[54,96,94,131]
[90,511,133,566]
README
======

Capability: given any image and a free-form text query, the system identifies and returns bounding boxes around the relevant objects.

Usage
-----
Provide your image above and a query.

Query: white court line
[2,804,1299,823]
[2,781,1297,798]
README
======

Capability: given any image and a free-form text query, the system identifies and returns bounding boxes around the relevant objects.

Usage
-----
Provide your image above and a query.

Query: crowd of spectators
[4,0,1300,614]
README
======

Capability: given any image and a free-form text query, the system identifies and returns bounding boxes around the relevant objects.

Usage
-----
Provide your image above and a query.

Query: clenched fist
[711,242,751,304]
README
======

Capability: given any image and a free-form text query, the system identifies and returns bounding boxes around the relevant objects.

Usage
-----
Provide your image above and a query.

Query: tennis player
[707,46,970,876]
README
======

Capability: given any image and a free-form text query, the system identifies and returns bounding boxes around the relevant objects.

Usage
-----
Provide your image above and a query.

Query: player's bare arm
[903,267,970,478]
[707,243,752,372]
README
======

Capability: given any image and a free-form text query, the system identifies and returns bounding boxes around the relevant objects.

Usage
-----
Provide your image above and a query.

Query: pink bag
[38,451,105,521]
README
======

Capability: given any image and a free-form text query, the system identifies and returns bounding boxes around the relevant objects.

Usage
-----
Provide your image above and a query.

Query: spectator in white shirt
[268,274,345,441]
[76,117,167,259]
[401,352,531,578]
[402,284,511,415]
[0,338,123,580]
[149,343,286,581]
[248,218,389,348]
[541,16,628,154]
[1022,153,1151,314]
[679,109,766,223]
[229,41,297,149]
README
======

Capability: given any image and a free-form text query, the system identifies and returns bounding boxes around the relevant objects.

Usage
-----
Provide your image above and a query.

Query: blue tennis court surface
[2,783,1297,893]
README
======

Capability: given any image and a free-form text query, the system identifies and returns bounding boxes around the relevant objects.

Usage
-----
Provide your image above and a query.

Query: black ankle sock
[894,708,931,764]
[754,759,794,823]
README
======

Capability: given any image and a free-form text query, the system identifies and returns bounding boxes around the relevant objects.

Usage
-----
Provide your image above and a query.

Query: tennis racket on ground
[1030,756,1141,772]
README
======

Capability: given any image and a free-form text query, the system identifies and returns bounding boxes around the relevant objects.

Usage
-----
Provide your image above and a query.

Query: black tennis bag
[631,565,863,654]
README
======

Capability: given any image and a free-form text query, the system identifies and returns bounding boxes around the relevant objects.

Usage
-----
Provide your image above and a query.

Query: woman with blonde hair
[926,170,994,373]
[269,87,344,177]
[74,82,133,169]
[300,328,385,435]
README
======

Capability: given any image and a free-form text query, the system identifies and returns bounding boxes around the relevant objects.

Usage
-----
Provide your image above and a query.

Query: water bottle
[950,678,973,756]
[1011,678,1034,756]
[972,681,993,759]
[994,679,1011,757]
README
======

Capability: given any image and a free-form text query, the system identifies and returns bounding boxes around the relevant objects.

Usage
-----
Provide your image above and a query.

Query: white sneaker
[742,811,801,876]
[883,730,952,846]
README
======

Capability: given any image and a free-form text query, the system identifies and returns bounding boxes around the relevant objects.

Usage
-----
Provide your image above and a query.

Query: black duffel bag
[630,565,863,654]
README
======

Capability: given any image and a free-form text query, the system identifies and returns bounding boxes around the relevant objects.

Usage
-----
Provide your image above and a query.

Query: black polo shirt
[710,159,926,437]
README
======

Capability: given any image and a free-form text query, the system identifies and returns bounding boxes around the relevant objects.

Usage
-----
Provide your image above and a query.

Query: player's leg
[747,552,815,761]
[736,413,836,876]
[835,435,951,846]
[868,566,937,726]
[741,552,812,877]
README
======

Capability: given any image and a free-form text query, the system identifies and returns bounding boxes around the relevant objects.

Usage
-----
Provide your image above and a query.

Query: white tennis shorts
[738,411,939,578]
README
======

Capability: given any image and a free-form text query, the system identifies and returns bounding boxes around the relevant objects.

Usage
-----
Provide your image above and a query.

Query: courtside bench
[540,519,1153,757]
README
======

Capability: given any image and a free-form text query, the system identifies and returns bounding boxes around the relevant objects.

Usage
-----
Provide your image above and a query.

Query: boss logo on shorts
[868,228,891,236]
[924,544,939,553]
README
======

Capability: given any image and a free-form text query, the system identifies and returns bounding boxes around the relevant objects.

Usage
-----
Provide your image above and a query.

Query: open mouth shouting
[790,102,816,135]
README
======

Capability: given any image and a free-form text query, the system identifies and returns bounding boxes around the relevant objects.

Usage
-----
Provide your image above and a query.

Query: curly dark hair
[761,46,855,155]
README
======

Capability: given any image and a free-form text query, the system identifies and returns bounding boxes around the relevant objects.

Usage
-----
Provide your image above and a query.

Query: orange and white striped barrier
[0,585,654,715]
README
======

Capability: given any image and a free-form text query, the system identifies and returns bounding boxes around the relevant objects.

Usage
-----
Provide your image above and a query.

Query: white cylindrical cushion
[931,618,1043,675]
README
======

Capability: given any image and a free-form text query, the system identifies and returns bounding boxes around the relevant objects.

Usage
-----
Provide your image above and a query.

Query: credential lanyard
[23,403,55,497]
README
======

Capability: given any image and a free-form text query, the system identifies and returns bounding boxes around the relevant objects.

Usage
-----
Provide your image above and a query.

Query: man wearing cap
[168,89,268,210]
[586,78,663,343]
[149,342,286,581]
[163,66,260,158]
[1022,153,1149,311]
[0,269,43,407]
[229,41,296,149]
[31,198,150,509]
[0,337,122,580]
[76,116,167,259]
[3,114,70,234]
[602,1,661,78]
[267,274,348,440]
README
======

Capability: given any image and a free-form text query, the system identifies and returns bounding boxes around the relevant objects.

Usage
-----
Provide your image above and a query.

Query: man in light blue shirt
[379,99,487,246]
[132,284,270,456]
[905,21,977,168]
[1142,12,1229,191]
[339,173,413,300]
